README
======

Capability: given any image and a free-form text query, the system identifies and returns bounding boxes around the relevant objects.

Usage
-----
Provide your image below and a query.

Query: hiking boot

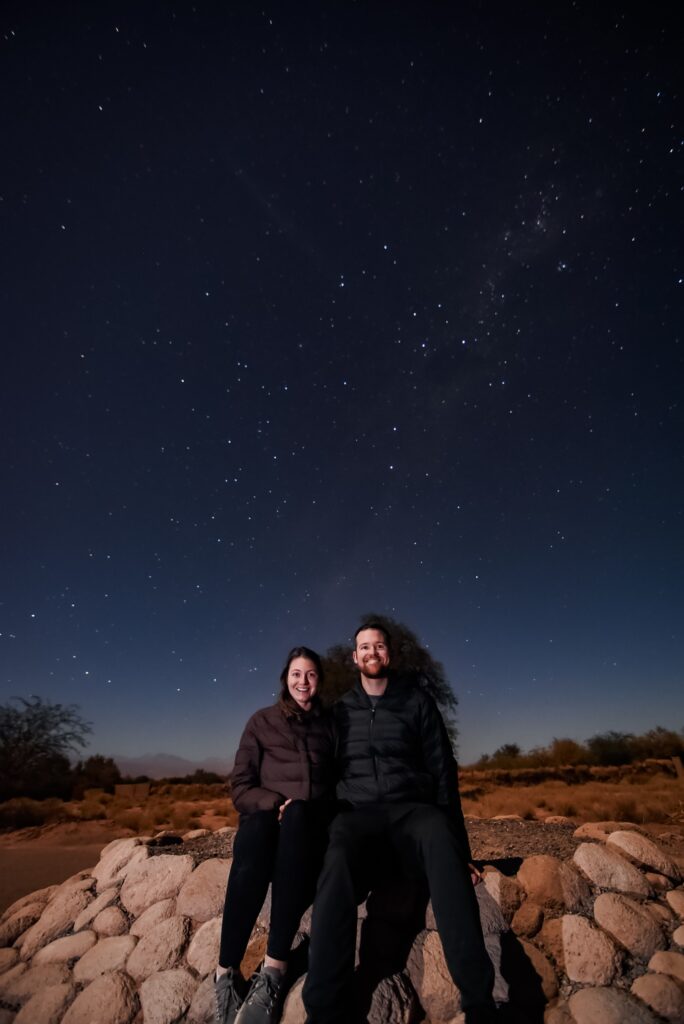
[235,964,286,1024]
[215,967,245,1024]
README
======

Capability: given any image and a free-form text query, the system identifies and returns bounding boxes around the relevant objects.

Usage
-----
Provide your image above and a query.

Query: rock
[573,842,652,896]
[646,901,675,926]
[33,930,97,964]
[493,814,524,821]
[568,985,660,1023]
[545,1002,574,1024]
[92,906,128,936]
[0,1010,13,1024]
[644,872,672,891]
[138,968,198,1024]
[573,821,642,842]
[0,949,19,974]
[91,839,147,890]
[673,925,684,945]
[126,915,190,982]
[186,973,217,1024]
[554,915,620,985]
[593,893,666,960]
[120,854,194,916]
[0,902,47,945]
[367,971,419,1023]
[73,935,137,983]
[129,897,176,936]
[186,917,222,978]
[519,939,558,1000]
[176,858,230,922]
[545,816,574,825]
[517,855,590,912]
[607,831,681,880]
[631,973,684,1023]
[20,885,91,960]
[406,929,460,1022]
[648,950,684,983]
[0,885,56,923]
[511,901,544,937]
[73,887,119,930]
[0,963,70,1008]
[14,982,75,1024]
[61,970,139,1024]
[539,918,563,966]
[665,889,684,917]
[481,868,522,922]
[281,976,306,1024]
[183,829,211,839]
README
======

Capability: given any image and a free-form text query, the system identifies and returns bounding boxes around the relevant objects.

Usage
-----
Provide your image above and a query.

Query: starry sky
[1,2,682,768]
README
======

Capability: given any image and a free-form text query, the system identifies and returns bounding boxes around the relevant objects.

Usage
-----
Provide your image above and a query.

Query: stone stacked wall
[0,822,683,1024]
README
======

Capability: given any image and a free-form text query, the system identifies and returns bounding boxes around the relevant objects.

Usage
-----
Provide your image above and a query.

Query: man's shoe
[235,965,286,1024]
[215,967,245,1024]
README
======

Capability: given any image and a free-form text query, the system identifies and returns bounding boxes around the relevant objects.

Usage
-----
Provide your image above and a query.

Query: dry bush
[462,775,683,824]
[79,799,108,820]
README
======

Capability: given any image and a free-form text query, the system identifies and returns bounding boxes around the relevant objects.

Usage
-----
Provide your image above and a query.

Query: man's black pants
[302,803,495,1022]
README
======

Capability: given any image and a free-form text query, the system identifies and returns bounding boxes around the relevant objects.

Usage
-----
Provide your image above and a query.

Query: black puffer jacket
[231,702,336,817]
[335,676,472,861]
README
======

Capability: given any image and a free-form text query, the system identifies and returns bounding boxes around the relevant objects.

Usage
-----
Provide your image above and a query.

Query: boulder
[183,829,211,839]
[73,887,119,930]
[186,917,222,978]
[93,906,128,936]
[545,1003,574,1024]
[606,832,681,880]
[366,971,419,1024]
[73,935,137,983]
[511,901,544,937]
[120,854,194,916]
[176,858,230,923]
[568,985,660,1023]
[665,889,684,917]
[0,949,19,975]
[481,868,522,922]
[644,872,672,891]
[0,885,56,922]
[138,968,198,1024]
[126,915,190,982]
[648,950,684,983]
[14,982,75,1024]
[573,843,652,896]
[631,973,684,1023]
[406,929,460,1022]
[186,973,217,1024]
[0,902,46,945]
[61,970,139,1024]
[129,897,176,937]
[673,924,684,945]
[91,838,147,890]
[519,939,558,1000]
[646,901,675,926]
[593,893,666,961]
[573,821,639,842]
[20,885,91,960]
[281,976,306,1024]
[0,962,70,1008]
[548,915,620,985]
[517,855,590,912]
[33,930,97,964]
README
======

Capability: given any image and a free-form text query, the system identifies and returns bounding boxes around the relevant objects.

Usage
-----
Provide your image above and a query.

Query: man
[302,622,497,1024]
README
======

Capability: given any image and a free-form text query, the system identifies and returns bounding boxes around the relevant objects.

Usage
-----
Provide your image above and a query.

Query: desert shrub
[114,809,145,831]
[0,797,68,829]
[170,805,199,830]
[79,800,107,820]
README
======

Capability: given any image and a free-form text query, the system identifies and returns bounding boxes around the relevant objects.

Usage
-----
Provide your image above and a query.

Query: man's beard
[360,659,388,679]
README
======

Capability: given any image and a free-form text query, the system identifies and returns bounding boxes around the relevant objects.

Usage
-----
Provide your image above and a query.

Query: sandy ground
[0,821,134,914]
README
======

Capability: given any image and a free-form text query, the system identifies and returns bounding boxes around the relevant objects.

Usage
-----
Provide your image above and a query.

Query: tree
[0,696,92,801]
[72,754,121,798]
[586,730,634,766]
[320,613,460,751]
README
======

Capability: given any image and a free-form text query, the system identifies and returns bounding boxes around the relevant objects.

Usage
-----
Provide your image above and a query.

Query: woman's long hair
[278,646,324,718]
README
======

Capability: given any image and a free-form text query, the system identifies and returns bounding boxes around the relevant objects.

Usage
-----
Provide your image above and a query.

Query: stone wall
[0,823,683,1023]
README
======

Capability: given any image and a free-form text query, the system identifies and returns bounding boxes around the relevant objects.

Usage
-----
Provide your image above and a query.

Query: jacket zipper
[370,704,379,793]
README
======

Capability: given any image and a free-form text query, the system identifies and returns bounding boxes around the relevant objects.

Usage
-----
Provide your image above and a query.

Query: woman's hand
[469,862,483,886]
[278,798,292,822]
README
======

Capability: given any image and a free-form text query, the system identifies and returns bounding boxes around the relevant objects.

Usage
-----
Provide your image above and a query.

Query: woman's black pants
[219,800,331,968]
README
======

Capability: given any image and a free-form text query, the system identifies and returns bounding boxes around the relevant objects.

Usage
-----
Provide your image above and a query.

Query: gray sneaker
[215,967,244,1024]
[235,965,286,1024]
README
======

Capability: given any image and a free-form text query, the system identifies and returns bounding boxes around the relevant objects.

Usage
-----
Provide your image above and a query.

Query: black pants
[302,803,495,1022]
[219,800,332,967]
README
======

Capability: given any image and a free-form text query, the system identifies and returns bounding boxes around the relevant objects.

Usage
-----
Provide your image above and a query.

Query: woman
[215,646,336,1024]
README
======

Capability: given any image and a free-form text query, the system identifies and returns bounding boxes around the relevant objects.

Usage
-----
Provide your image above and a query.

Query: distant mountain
[113,752,233,780]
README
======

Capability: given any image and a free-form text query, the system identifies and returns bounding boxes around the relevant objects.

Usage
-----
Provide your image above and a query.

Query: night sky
[2,3,682,768]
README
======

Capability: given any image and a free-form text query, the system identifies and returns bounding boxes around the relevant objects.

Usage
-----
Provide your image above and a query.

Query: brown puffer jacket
[230,702,336,817]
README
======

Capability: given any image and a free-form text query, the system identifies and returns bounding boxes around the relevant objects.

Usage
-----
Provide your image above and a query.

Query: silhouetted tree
[72,754,122,798]
[0,696,91,800]
[586,730,635,766]
[320,613,459,750]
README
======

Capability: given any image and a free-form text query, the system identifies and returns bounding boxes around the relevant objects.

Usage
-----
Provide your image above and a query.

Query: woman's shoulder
[241,703,285,735]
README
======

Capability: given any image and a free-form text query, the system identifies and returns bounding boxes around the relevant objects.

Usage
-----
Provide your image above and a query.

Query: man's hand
[469,862,483,886]
[278,798,292,822]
